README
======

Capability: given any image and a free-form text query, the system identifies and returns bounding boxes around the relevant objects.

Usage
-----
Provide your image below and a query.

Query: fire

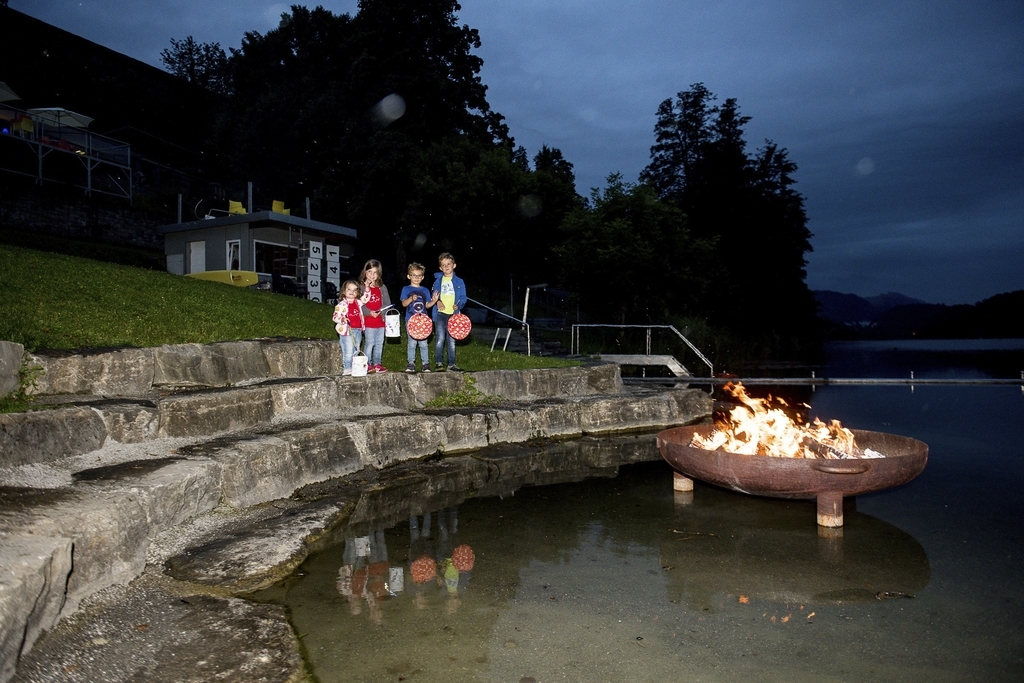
[690,383,882,459]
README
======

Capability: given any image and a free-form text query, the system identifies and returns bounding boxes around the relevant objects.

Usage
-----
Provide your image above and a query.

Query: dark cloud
[13,0,1024,303]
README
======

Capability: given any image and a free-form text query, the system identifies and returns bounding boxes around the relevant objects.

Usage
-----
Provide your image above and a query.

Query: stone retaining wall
[0,342,22,398]
[0,342,711,682]
[0,186,163,251]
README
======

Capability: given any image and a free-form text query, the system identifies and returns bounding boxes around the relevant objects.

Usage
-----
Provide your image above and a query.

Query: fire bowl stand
[674,471,846,526]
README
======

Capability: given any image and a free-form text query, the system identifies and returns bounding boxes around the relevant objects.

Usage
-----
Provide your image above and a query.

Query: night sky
[11,0,1024,305]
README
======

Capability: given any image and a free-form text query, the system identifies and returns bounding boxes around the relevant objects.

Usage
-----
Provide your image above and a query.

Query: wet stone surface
[11,573,306,683]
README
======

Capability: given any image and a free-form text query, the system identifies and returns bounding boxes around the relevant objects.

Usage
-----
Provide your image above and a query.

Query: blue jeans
[363,326,385,366]
[434,313,456,366]
[339,329,363,371]
[407,335,429,365]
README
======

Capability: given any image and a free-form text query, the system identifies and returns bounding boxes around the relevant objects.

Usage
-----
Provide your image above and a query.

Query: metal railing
[465,297,534,354]
[0,104,132,199]
[570,324,714,376]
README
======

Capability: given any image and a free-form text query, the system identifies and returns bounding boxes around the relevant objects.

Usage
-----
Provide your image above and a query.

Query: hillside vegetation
[0,243,335,350]
[0,244,576,373]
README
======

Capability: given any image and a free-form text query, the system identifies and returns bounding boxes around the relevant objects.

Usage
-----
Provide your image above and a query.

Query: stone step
[11,432,664,683]
[1,364,624,469]
[0,347,713,682]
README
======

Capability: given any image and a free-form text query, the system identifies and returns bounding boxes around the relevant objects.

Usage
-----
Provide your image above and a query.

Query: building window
[254,240,298,277]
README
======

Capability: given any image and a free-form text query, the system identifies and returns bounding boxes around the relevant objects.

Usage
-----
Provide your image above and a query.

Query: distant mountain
[813,290,1024,339]
[864,292,927,310]
[814,290,926,325]
[814,291,876,325]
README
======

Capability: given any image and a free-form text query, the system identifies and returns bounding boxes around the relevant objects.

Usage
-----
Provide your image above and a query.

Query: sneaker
[448,364,462,372]
[405,363,415,373]
[342,368,352,376]
[435,363,446,372]
[422,366,431,373]
[375,364,387,373]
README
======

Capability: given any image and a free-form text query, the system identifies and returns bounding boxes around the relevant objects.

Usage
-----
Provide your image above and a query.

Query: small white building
[158,211,358,301]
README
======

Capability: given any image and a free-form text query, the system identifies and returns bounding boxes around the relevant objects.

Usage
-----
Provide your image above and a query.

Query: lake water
[260,341,1024,682]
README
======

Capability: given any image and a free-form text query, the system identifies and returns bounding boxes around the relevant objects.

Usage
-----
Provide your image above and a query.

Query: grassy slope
[0,243,576,371]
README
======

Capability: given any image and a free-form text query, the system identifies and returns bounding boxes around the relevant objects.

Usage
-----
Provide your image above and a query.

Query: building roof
[157,211,358,239]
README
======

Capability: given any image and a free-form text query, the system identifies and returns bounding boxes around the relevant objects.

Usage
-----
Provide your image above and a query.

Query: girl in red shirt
[333,280,364,376]
[359,259,392,373]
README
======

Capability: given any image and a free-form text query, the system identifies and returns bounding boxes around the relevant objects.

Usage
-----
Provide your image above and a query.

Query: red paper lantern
[447,313,472,340]
[410,555,437,584]
[451,544,475,571]
[407,313,434,340]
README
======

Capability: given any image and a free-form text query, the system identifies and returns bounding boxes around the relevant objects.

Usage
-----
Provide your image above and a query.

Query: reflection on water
[259,342,1024,682]
[663,488,930,607]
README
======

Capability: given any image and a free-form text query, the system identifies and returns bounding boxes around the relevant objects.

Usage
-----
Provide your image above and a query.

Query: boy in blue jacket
[431,252,467,371]
[400,262,437,373]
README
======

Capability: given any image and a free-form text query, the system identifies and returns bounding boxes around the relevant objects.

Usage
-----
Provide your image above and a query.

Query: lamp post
[522,283,548,356]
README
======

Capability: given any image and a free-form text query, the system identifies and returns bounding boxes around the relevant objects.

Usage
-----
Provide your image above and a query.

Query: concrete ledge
[262,339,342,378]
[438,411,490,453]
[30,339,344,395]
[354,413,447,469]
[0,407,107,467]
[0,534,72,681]
[157,387,275,438]
[78,458,224,535]
[0,487,150,611]
[270,377,339,414]
[0,350,712,682]
[10,573,305,683]
[98,402,160,443]
[474,363,623,399]
[214,422,363,508]
[580,391,708,434]
[0,342,23,398]
[29,347,154,397]
[163,498,352,593]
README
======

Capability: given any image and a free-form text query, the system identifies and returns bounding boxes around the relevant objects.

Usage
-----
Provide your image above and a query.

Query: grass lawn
[0,243,577,373]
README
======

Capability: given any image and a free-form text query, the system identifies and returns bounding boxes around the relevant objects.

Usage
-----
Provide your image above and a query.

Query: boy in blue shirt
[400,262,438,372]
[431,252,467,371]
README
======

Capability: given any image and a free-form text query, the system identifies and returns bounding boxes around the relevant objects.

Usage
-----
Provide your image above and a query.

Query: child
[431,252,467,371]
[359,259,392,373]
[400,262,438,373]
[333,280,364,376]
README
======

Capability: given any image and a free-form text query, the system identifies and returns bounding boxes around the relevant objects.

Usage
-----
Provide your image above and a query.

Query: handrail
[1,103,133,200]
[570,323,713,376]
[466,297,533,354]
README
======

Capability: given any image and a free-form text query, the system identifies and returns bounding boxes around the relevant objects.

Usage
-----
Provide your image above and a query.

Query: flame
[691,383,874,459]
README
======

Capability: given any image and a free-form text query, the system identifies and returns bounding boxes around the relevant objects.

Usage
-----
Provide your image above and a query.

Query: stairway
[472,326,564,356]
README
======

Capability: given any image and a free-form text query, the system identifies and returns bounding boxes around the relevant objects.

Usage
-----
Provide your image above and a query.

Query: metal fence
[0,104,132,199]
[570,323,714,376]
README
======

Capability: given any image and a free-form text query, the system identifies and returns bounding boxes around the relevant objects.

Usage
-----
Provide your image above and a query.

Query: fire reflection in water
[662,485,930,608]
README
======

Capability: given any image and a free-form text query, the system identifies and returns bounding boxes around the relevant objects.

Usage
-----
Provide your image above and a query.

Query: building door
[189,240,206,273]
[226,240,240,270]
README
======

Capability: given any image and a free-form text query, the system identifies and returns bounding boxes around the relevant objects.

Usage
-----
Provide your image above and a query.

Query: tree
[556,174,702,324]
[220,2,513,268]
[160,36,230,95]
[640,84,819,358]
[325,0,511,263]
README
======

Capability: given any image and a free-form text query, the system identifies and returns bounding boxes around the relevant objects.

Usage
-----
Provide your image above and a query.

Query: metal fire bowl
[657,424,928,526]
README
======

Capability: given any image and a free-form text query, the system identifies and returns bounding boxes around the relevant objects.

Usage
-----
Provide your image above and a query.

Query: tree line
[162,1,819,362]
